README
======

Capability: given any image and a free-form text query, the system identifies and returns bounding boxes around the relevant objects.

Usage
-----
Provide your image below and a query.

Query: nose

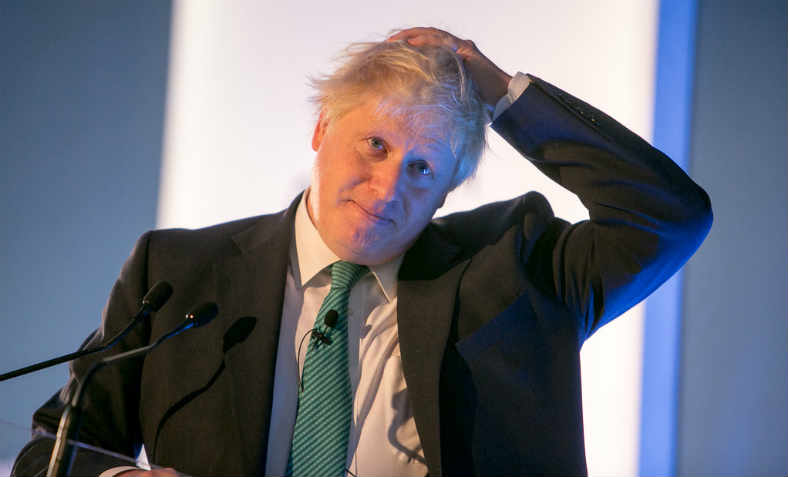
[367,159,405,211]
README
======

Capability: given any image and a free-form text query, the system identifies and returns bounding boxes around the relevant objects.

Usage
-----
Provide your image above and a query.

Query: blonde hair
[309,37,490,189]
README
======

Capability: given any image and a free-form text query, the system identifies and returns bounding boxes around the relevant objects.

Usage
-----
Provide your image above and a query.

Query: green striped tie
[286,261,368,477]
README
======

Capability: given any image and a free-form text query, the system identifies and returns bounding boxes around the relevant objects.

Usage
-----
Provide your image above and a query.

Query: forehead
[339,97,454,153]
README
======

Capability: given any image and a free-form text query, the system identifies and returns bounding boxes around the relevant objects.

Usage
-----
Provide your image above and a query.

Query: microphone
[185,302,219,329]
[140,281,174,315]
[311,310,338,344]
[311,331,331,345]
[296,310,339,391]
[47,301,218,477]
[0,281,173,382]
[324,309,339,328]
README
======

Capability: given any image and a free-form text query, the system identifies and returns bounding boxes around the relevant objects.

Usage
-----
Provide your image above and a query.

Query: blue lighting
[640,0,698,475]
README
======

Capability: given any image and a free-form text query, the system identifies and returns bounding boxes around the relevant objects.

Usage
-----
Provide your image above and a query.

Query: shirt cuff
[98,466,142,477]
[492,72,532,121]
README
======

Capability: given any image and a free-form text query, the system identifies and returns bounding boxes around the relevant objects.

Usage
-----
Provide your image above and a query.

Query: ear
[311,111,327,151]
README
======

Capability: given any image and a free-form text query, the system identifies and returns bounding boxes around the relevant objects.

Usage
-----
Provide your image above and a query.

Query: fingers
[387,27,447,43]
[387,27,472,55]
[384,26,511,107]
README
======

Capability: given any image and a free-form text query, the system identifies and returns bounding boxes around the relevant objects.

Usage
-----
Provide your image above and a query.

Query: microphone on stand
[0,281,173,382]
[46,301,219,477]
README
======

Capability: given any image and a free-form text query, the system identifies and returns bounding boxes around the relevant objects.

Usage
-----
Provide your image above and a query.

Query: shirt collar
[292,190,403,303]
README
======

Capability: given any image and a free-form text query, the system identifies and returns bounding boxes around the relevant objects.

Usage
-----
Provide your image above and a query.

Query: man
[13,27,712,476]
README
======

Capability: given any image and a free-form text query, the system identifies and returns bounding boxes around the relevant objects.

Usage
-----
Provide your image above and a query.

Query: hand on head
[386,27,512,107]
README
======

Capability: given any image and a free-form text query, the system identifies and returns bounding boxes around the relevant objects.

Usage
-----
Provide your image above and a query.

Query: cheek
[319,156,364,199]
[402,191,445,230]
[314,162,344,206]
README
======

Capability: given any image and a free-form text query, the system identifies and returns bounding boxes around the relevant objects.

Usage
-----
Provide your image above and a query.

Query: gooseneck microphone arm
[0,281,173,382]
[46,302,219,477]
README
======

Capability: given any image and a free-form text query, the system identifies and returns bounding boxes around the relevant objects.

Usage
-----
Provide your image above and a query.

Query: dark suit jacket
[13,76,712,476]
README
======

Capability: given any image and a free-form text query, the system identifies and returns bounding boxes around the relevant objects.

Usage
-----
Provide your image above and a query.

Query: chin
[329,225,410,265]
[343,244,391,266]
[333,238,396,266]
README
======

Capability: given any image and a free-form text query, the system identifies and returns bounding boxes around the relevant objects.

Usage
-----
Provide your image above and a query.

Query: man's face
[307,99,458,265]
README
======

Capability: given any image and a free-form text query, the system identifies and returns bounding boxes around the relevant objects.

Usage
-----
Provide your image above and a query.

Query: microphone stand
[47,303,218,477]
[47,342,162,476]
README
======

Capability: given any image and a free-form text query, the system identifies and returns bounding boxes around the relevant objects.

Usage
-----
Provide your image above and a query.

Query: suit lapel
[215,196,299,474]
[397,223,465,477]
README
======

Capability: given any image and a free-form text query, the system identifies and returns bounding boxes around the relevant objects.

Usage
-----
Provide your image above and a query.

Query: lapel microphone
[296,309,339,391]
[324,309,339,327]
[312,309,339,344]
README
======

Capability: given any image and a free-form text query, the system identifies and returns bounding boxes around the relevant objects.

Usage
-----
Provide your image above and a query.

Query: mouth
[349,200,393,225]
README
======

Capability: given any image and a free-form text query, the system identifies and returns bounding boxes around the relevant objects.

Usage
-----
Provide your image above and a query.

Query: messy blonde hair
[309,36,490,189]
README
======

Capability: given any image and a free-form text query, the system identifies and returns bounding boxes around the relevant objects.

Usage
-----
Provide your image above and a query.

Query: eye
[367,137,387,153]
[408,160,432,177]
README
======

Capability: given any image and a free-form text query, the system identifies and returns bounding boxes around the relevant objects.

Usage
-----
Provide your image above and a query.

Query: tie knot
[330,261,367,291]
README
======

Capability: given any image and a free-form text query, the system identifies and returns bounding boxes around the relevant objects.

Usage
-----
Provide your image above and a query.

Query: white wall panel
[159,1,657,474]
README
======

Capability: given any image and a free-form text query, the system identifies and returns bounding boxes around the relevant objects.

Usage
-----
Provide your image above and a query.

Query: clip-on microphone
[296,309,339,391]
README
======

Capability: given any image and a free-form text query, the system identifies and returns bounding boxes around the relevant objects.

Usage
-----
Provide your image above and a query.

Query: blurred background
[0,0,785,475]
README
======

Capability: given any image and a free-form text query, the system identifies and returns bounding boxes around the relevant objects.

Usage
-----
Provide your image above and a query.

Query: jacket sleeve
[491,74,712,342]
[12,232,154,476]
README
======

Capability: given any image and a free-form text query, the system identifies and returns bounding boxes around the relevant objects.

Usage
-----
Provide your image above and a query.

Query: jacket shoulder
[150,215,263,253]
[433,191,556,254]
